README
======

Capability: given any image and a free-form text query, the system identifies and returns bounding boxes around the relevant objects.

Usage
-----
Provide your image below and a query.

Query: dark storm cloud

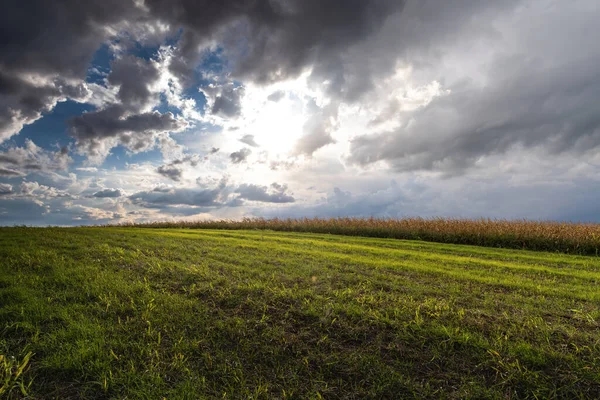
[0,0,175,157]
[141,0,405,91]
[235,183,295,203]
[2,0,405,150]
[226,0,406,85]
[348,54,600,174]
[300,0,599,175]
[93,188,123,198]
[67,52,185,159]
[324,0,524,102]
[0,0,141,77]
[57,0,404,161]
[69,106,186,160]
[0,0,143,141]
[0,72,90,142]
[107,56,161,110]
[230,148,252,164]
[207,83,246,118]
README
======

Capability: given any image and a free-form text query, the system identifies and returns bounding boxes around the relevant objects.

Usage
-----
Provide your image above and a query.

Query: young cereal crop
[1,227,599,399]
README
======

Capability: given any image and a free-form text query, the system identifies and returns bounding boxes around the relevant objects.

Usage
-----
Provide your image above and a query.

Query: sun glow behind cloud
[208,72,328,158]
[246,97,305,156]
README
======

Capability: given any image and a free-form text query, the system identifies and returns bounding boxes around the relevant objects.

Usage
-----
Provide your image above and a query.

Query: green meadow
[1,227,599,399]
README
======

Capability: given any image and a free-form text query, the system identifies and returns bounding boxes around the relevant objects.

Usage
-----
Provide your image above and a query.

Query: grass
[0,227,599,399]
[125,217,600,255]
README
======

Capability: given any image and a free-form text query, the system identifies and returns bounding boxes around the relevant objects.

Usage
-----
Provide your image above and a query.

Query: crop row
[120,217,600,255]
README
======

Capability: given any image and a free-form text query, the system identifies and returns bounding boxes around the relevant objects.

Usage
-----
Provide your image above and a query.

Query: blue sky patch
[86,44,113,85]
[15,100,95,149]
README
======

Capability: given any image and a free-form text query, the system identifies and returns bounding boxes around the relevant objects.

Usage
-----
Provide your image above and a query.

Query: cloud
[269,159,296,171]
[0,74,89,142]
[294,104,338,156]
[65,50,192,164]
[107,55,162,111]
[247,182,409,219]
[203,82,246,119]
[156,154,201,181]
[0,181,77,220]
[75,167,98,173]
[156,164,183,182]
[128,178,295,209]
[141,0,401,86]
[5,0,600,226]
[267,90,285,102]
[235,182,295,203]
[69,106,187,163]
[223,0,405,86]
[129,186,224,208]
[0,183,13,196]
[93,188,123,198]
[0,1,141,78]
[18,181,73,200]
[2,0,406,159]
[0,1,188,163]
[0,0,143,142]
[230,148,252,164]
[69,204,126,221]
[157,133,185,160]
[0,140,72,176]
[0,193,132,226]
[0,168,24,177]
[348,51,600,174]
[239,134,259,147]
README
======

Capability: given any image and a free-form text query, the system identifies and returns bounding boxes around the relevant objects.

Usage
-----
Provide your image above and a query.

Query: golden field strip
[126,217,600,255]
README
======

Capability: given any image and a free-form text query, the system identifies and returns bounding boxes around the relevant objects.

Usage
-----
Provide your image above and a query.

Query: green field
[1,228,599,399]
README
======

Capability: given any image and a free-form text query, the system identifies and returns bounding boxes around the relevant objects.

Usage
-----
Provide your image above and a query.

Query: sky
[1,0,600,226]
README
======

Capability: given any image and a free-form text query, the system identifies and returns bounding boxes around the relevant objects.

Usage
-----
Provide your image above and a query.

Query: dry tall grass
[122,217,600,255]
